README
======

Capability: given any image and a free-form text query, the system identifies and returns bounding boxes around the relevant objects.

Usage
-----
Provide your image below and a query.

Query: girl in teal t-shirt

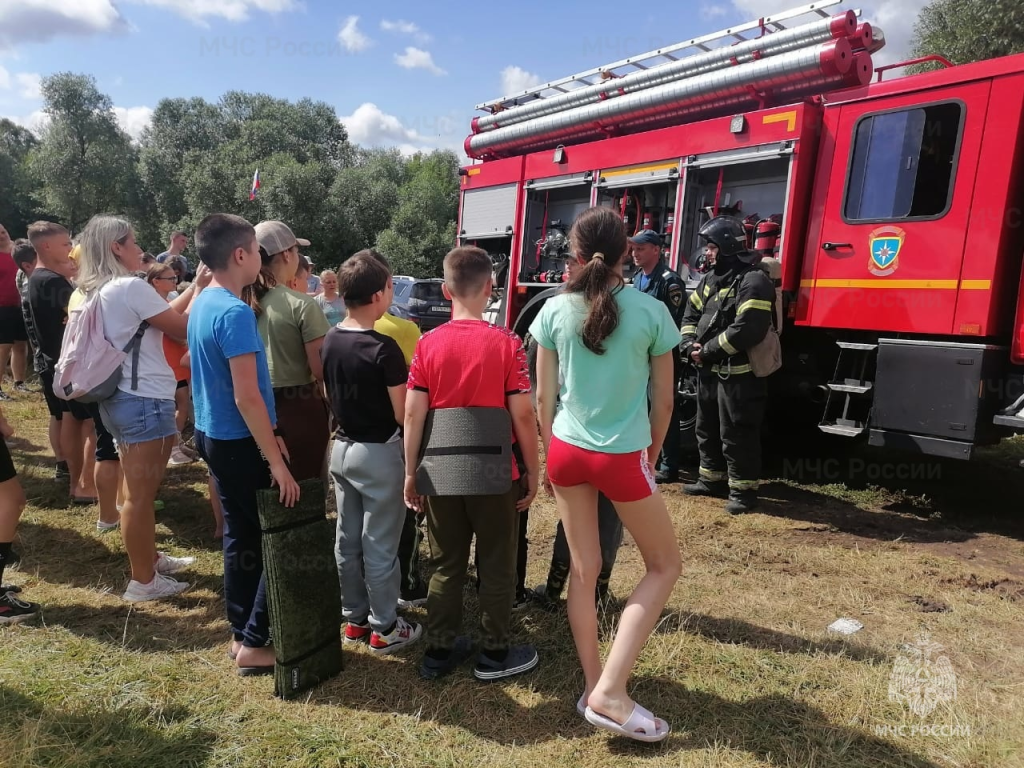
[530,206,681,743]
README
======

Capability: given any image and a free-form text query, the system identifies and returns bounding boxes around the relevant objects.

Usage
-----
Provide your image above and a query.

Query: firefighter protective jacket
[680,264,775,375]
[632,259,686,328]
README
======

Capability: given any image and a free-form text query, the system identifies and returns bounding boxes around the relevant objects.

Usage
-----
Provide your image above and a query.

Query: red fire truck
[456,1,1024,460]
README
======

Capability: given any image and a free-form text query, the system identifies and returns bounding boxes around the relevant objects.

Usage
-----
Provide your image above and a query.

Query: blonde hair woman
[77,214,210,603]
[315,269,345,326]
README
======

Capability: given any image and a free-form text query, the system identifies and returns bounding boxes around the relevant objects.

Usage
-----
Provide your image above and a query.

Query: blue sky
[0,0,927,156]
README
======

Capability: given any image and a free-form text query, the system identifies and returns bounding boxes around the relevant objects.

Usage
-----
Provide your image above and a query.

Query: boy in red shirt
[404,246,540,681]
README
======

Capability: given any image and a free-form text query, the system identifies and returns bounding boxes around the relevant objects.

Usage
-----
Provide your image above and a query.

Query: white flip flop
[585,703,671,743]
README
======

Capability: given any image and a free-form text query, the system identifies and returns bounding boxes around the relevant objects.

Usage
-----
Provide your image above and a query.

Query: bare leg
[79,422,98,497]
[174,386,189,435]
[95,459,120,526]
[48,417,63,463]
[0,476,27,541]
[116,465,126,509]
[119,437,174,583]
[11,342,27,384]
[60,417,86,498]
[0,344,11,389]
[586,491,681,728]
[552,482,603,701]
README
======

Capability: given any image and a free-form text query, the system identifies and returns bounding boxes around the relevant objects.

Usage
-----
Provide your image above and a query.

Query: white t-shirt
[97,276,176,400]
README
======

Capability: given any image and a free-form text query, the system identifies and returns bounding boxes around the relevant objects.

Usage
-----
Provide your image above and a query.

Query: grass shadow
[0,684,217,768]
[755,484,978,545]
[664,610,889,664]
[604,683,942,767]
[755,426,1024,542]
[45,597,231,655]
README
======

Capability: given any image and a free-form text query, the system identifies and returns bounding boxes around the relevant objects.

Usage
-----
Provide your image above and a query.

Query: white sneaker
[122,572,189,603]
[168,446,195,466]
[155,552,195,575]
[96,520,120,532]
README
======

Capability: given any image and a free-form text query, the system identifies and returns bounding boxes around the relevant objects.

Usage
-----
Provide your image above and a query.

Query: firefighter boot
[725,490,759,515]
[682,479,728,498]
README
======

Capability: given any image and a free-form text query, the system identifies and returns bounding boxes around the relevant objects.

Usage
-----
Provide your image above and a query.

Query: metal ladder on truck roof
[475,1,855,113]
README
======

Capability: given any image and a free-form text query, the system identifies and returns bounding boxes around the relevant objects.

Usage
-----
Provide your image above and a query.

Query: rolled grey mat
[257,478,343,699]
[415,407,513,496]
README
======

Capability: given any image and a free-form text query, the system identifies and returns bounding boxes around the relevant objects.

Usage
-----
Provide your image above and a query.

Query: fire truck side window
[844,102,963,222]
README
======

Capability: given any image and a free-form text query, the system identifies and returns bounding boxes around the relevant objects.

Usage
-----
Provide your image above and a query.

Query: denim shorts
[98,390,177,447]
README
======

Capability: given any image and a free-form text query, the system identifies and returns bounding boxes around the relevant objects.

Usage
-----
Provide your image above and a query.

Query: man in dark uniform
[630,229,686,483]
[680,216,774,514]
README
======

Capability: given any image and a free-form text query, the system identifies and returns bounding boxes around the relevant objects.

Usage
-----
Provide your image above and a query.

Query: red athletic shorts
[546,435,656,502]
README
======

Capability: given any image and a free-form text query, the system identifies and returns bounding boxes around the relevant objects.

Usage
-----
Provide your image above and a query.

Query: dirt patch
[909,595,951,613]
[941,573,1024,602]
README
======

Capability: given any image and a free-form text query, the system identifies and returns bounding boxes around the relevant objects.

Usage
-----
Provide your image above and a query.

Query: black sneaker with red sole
[0,590,39,624]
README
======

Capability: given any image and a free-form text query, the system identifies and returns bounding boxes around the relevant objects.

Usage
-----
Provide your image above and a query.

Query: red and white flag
[249,168,261,201]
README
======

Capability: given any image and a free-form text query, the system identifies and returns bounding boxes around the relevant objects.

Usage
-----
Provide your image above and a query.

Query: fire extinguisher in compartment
[754,215,783,256]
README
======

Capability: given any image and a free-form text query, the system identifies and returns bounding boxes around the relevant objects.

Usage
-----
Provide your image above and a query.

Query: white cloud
[0,0,127,50]
[866,0,930,65]
[0,67,41,99]
[6,110,50,133]
[699,4,730,20]
[15,73,42,100]
[500,65,542,95]
[2,104,151,139]
[338,15,372,53]
[380,19,431,43]
[339,102,463,157]
[340,103,430,148]
[395,47,446,76]
[127,0,300,24]
[113,105,154,140]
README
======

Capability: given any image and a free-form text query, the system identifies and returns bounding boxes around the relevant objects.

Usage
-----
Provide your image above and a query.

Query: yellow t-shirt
[374,312,421,366]
[68,287,85,312]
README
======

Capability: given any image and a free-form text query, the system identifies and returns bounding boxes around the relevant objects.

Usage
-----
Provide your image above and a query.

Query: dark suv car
[390,276,452,331]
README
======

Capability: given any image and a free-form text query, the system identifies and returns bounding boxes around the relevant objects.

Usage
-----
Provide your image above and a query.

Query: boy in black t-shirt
[321,251,422,655]
[26,222,101,503]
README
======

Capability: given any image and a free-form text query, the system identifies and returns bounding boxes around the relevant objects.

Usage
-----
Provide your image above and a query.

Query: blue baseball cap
[629,230,663,246]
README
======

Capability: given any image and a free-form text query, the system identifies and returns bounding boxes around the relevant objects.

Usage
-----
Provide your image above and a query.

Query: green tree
[911,0,1024,69]
[28,73,141,233]
[329,147,409,259]
[139,97,226,241]
[141,91,351,261]
[376,150,460,277]
[0,119,42,235]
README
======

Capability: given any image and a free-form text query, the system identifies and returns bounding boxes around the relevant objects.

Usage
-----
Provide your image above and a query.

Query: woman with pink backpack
[73,215,210,602]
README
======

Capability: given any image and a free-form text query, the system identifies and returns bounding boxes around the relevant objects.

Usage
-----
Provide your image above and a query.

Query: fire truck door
[805,83,990,334]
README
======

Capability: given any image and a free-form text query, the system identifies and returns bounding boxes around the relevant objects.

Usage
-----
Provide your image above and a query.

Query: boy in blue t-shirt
[189,213,300,677]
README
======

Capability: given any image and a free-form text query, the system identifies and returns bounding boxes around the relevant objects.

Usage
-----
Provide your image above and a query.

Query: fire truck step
[819,423,867,437]
[993,413,1024,430]
[835,342,878,351]
[827,381,873,394]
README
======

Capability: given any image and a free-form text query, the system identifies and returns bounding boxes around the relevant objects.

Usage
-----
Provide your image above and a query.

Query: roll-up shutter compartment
[460,184,518,239]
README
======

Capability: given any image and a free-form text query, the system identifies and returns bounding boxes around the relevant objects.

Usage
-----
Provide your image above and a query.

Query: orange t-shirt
[164,335,189,383]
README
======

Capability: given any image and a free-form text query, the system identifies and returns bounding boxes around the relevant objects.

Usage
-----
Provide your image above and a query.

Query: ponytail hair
[566,207,628,355]
[241,245,278,317]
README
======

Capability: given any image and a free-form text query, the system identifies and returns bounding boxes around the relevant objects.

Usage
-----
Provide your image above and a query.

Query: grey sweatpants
[331,439,405,633]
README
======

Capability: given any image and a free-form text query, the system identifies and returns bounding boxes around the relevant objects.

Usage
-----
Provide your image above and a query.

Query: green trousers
[424,484,520,652]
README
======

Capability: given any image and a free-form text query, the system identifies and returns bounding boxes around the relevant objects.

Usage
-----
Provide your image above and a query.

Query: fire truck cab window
[845,102,962,222]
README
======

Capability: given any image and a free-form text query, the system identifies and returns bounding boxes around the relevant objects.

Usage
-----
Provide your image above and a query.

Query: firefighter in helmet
[680,216,775,513]
[629,229,686,483]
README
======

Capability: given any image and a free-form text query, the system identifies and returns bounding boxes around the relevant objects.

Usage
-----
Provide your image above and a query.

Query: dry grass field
[2,391,1023,768]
